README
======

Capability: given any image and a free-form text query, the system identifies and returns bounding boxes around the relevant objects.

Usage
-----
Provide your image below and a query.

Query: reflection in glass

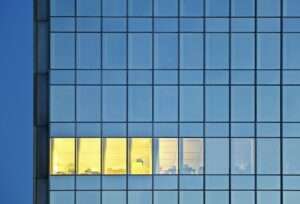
[155,139,178,174]
[77,138,101,174]
[130,138,152,174]
[232,139,255,174]
[103,138,127,174]
[180,139,203,174]
[50,138,75,175]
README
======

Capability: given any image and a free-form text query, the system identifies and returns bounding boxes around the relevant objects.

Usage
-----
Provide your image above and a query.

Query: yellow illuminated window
[129,138,152,174]
[50,138,75,175]
[181,139,203,174]
[103,138,127,174]
[77,138,101,174]
[155,138,178,174]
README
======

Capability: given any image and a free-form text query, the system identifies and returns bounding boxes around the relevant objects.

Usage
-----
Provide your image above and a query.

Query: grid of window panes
[49,0,300,203]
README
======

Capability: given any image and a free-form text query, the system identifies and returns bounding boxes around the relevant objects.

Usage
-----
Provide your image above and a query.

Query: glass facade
[34,0,300,203]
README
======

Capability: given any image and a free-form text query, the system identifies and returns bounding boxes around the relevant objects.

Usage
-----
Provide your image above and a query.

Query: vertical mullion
[280,0,283,203]
[254,0,257,202]
[74,0,78,203]
[177,0,181,203]
[203,0,206,203]
[100,0,103,201]
[126,0,129,203]
[229,0,232,203]
[151,0,155,203]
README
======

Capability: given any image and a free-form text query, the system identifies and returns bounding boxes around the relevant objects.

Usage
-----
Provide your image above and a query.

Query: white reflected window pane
[155,139,178,174]
[180,139,203,174]
[232,139,255,174]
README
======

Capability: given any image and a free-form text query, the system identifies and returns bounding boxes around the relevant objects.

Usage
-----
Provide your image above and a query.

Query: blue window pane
[50,191,74,204]
[155,70,178,85]
[76,176,101,190]
[206,175,229,189]
[50,70,75,84]
[180,175,203,189]
[257,176,280,190]
[206,34,228,69]
[257,0,280,16]
[51,17,75,32]
[180,191,203,204]
[180,18,203,32]
[231,71,254,84]
[283,123,300,137]
[77,86,101,122]
[128,123,152,138]
[103,18,126,32]
[181,0,203,16]
[103,70,126,85]
[232,191,254,204]
[154,176,177,189]
[206,18,229,32]
[129,34,152,69]
[180,70,203,85]
[102,176,126,189]
[206,123,229,137]
[51,0,75,16]
[232,34,254,69]
[77,0,101,16]
[128,176,152,189]
[102,191,126,204]
[129,18,152,32]
[77,18,101,32]
[103,86,126,121]
[283,86,300,121]
[155,34,178,69]
[154,87,178,121]
[154,191,177,204]
[284,139,300,174]
[77,70,101,85]
[129,191,152,204]
[206,191,229,204]
[77,33,101,69]
[206,86,229,121]
[257,18,280,32]
[154,0,178,16]
[128,86,152,122]
[257,139,280,174]
[283,18,300,32]
[103,34,126,69]
[232,86,254,121]
[50,86,75,122]
[154,18,178,32]
[206,0,229,16]
[180,86,203,121]
[258,192,280,204]
[102,123,126,137]
[257,86,280,122]
[50,176,74,190]
[258,34,280,69]
[232,139,255,174]
[231,176,254,190]
[51,33,75,69]
[129,0,152,16]
[257,71,280,84]
[181,34,203,69]
[103,0,126,16]
[284,192,300,204]
[284,34,300,69]
[129,70,152,84]
[284,0,300,16]
[231,18,254,32]
[231,123,254,137]
[154,123,178,137]
[206,139,229,174]
[206,71,228,84]
[232,0,254,16]
[76,191,100,204]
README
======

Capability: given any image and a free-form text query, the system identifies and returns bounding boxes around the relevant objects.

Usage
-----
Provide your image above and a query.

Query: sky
[0,0,33,203]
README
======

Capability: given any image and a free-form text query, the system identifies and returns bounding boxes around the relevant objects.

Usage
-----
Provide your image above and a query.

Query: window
[129,138,152,174]
[50,138,75,175]
[102,191,126,204]
[206,139,229,174]
[257,86,280,122]
[232,139,255,174]
[154,191,177,204]
[180,139,203,174]
[180,0,203,16]
[154,86,178,122]
[180,86,203,121]
[206,0,229,16]
[50,0,75,16]
[180,34,203,69]
[155,34,178,69]
[129,34,152,69]
[103,138,127,174]
[103,86,126,121]
[232,0,254,16]
[283,86,300,121]
[128,191,152,204]
[206,34,229,69]
[129,0,152,16]
[77,138,101,174]
[257,34,280,69]
[103,0,126,16]
[51,33,75,69]
[231,34,254,69]
[257,0,280,16]
[180,191,203,204]
[283,139,300,174]
[257,139,280,174]
[284,34,300,69]
[77,0,101,16]
[284,0,300,16]
[50,191,74,204]
[103,34,126,69]
[50,86,75,122]
[154,0,178,16]
[128,86,152,122]
[206,86,229,121]
[77,33,101,69]
[231,86,254,121]
[77,86,101,122]
[76,191,101,204]
[154,139,178,174]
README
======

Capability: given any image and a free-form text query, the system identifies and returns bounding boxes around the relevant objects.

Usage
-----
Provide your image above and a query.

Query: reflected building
[34,0,300,204]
